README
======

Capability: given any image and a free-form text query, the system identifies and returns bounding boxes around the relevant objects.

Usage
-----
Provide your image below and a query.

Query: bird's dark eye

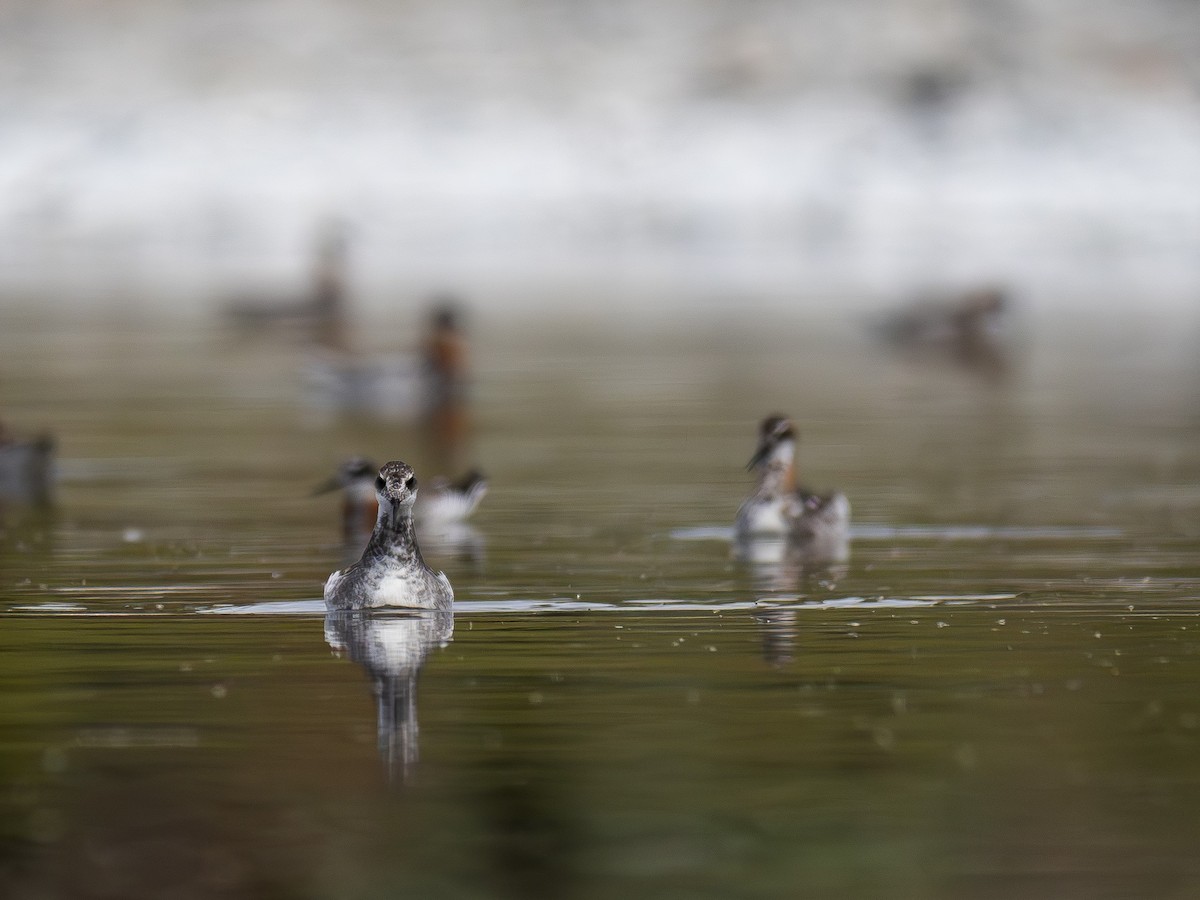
[405,476,416,490]
[374,476,386,492]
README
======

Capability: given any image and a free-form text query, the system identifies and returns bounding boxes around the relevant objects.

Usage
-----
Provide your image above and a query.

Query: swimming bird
[314,458,488,544]
[224,221,350,350]
[323,461,454,611]
[313,456,379,546]
[422,470,489,524]
[869,285,1011,380]
[301,297,473,424]
[872,285,1007,350]
[735,415,850,548]
[0,424,55,506]
[422,301,470,410]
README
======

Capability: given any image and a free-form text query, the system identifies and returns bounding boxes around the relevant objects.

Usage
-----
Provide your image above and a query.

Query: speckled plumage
[323,461,454,611]
[735,415,850,548]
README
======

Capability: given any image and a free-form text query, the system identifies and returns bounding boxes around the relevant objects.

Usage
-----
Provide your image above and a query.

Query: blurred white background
[1,0,1198,318]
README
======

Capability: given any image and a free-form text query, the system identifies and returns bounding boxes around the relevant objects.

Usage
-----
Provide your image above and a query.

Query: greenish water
[1,311,1199,898]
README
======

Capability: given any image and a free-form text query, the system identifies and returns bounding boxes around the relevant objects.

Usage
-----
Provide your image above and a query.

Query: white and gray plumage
[422,470,488,524]
[323,461,454,611]
[735,415,850,555]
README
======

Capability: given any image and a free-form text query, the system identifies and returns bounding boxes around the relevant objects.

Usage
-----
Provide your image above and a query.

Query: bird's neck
[758,460,796,496]
[367,500,423,564]
[759,443,796,496]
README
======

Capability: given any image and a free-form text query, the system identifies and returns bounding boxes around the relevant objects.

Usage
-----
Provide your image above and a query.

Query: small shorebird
[301,298,473,423]
[421,470,489,524]
[323,461,454,611]
[870,285,1011,379]
[313,457,379,546]
[872,285,1007,350]
[0,424,55,505]
[735,415,850,551]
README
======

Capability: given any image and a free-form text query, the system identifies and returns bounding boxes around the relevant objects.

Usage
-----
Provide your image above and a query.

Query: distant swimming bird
[301,297,473,424]
[313,456,379,546]
[224,221,350,351]
[422,470,488,524]
[315,458,488,543]
[735,416,850,549]
[0,425,55,505]
[323,461,454,611]
[870,285,1011,379]
[422,301,469,409]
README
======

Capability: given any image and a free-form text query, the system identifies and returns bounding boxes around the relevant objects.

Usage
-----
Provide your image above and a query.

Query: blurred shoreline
[1,0,1198,315]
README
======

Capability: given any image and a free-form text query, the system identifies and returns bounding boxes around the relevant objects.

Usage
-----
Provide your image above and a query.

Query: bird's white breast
[322,568,345,601]
[739,497,791,535]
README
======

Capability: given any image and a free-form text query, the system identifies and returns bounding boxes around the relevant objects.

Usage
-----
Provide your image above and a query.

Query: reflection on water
[753,608,798,667]
[324,609,454,782]
[735,532,850,593]
[1,313,1199,896]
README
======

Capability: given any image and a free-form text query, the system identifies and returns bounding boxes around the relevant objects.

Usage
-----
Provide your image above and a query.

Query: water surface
[2,312,1199,898]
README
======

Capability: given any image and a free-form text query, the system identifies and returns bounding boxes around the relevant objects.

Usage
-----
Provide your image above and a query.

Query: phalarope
[422,470,488,524]
[872,285,1007,349]
[302,298,473,423]
[224,222,350,350]
[735,415,850,545]
[315,458,488,543]
[870,285,1010,379]
[0,424,55,505]
[323,461,454,611]
[313,456,379,546]
[422,301,469,409]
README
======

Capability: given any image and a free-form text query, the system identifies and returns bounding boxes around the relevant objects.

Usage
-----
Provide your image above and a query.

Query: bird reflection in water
[735,533,849,591]
[324,608,454,782]
[738,535,849,667]
[741,551,849,667]
[419,517,488,572]
[754,608,798,667]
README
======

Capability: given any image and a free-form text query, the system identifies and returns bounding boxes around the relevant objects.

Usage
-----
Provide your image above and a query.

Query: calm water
[2,310,1200,898]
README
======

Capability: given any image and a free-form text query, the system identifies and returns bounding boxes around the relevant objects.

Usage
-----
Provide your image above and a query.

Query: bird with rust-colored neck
[735,415,850,549]
[323,461,453,610]
[313,456,379,547]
